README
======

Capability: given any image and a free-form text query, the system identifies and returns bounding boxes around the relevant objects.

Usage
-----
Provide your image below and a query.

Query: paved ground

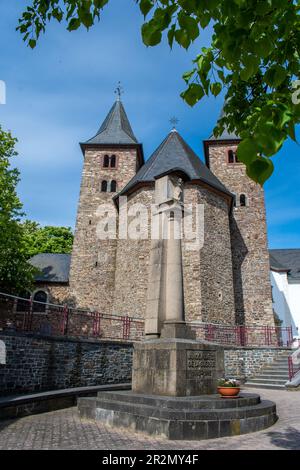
[0,388,299,450]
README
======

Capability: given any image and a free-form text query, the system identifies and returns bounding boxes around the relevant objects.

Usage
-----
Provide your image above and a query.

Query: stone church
[30,97,275,327]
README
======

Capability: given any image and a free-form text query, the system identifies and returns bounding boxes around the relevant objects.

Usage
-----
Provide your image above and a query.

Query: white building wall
[288,282,300,338]
[271,270,299,337]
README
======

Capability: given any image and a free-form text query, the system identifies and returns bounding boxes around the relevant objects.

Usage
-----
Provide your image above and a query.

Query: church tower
[203,124,274,327]
[69,95,144,311]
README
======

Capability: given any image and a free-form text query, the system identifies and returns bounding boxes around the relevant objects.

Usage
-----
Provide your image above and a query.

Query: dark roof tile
[118,130,232,198]
[83,100,138,145]
[30,254,71,283]
[269,249,300,280]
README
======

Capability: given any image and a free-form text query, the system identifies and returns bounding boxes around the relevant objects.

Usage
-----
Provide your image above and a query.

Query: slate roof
[83,100,138,145]
[30,254,71,283]
[208,127,240,141]
[208,106,240,141]
[269,249,300,281]
[118,130,232,198]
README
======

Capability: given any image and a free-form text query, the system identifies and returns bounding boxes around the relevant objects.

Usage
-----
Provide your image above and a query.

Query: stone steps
[245,352,290,390]
[78,391,277,440]
[245,377,287,386]
[245,383,286,390]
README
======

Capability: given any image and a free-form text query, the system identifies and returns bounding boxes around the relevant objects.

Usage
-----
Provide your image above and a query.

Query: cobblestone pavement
[0,388,299,450]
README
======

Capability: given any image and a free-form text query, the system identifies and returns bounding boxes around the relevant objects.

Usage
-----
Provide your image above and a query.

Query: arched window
[232,193,237,208]
[110,180,117,192]
[110,155,116,168]
[240,194,247,207]
[16,291,31,312]
[228,150,235,163]
[101,180,108,192]
[103,155,110,168]
[33,290,47,313]
[228,150,239,164]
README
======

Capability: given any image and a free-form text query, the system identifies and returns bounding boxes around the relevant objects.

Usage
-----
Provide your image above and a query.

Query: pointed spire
[208,103,240,141]
[84,99,138,145]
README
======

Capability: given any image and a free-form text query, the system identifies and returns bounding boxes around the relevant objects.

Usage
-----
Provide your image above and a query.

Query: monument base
[132,338,224,396]
[78,391,277,440]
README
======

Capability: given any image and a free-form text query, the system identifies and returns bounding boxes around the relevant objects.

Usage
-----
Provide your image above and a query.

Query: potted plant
[217,378,240,397]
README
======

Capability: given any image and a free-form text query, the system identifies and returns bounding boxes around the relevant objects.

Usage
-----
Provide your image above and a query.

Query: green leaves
[181,83,204,106]
[139,0,153,17]
[142,21,162,46]
[67,18,81,31]
[210,82,222,97]
[240,56,260,81]
[16,0,300,185]
[246,157,274,186]
[22,222,74,259]
[178,11,199,42]
[237,138,259,165]
[0,127,35,294]
[264,66,287,88]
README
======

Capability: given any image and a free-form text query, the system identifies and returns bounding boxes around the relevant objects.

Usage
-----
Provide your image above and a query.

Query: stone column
[165,210,184,323]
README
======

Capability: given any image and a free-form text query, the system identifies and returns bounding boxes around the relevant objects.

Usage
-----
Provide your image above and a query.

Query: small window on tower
[101,180,108,192]
[110,180,117,193]
[103,155,110,168]
[240,194,247,207]
[110,155,116,168]
[228,150,235,163]
[228,150,240,164]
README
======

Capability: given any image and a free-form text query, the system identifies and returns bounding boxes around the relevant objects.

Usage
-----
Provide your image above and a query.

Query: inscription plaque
[187,350,216,379]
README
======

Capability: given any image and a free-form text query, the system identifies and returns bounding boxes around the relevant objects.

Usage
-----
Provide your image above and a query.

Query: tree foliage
[22,221,74,258]
[18,0,300,184]
[0,127,36,294]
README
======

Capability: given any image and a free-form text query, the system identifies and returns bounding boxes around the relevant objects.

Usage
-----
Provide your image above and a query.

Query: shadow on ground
[267,426,300,450]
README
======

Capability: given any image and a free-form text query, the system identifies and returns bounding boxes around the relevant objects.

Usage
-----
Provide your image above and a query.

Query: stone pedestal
[132,337,225,397]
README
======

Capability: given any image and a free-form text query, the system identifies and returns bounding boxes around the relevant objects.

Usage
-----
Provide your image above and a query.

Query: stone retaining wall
[0,332,290,396]
[0,332,132,396]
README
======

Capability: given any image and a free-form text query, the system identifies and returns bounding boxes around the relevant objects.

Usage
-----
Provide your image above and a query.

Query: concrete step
[264,366,289,372]
[260,369,289,375]
[271,360,289,365]
[247,378,287,386]
[245,382,286,390]
[259,374,289,380]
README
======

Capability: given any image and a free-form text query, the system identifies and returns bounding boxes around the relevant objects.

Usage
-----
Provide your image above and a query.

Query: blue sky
[0,1,299,249]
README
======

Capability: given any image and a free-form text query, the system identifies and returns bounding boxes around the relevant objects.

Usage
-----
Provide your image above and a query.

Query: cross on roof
[114,81,124,101]
[170,116,179,130]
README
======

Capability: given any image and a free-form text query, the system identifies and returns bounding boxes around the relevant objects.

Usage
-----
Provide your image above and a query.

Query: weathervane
[170,116,179,130]
[114,81,124,101]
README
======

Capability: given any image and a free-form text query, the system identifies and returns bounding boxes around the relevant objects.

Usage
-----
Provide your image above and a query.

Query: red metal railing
[191,322,293,348]
[0,291,294,347]
[288,348,300,381]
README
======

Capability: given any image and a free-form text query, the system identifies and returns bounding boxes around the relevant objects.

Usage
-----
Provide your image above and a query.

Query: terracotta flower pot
[217,386,240,397]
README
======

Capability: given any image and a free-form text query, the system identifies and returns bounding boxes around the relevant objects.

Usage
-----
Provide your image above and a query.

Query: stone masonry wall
[0,332,289,396]
[112,183,235,325]
[34,284,71,305]
[0,332,132,396]
[188,184,235,324]
[69,147,139,312]
[207,143,274,326]
[112,187,153,318]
